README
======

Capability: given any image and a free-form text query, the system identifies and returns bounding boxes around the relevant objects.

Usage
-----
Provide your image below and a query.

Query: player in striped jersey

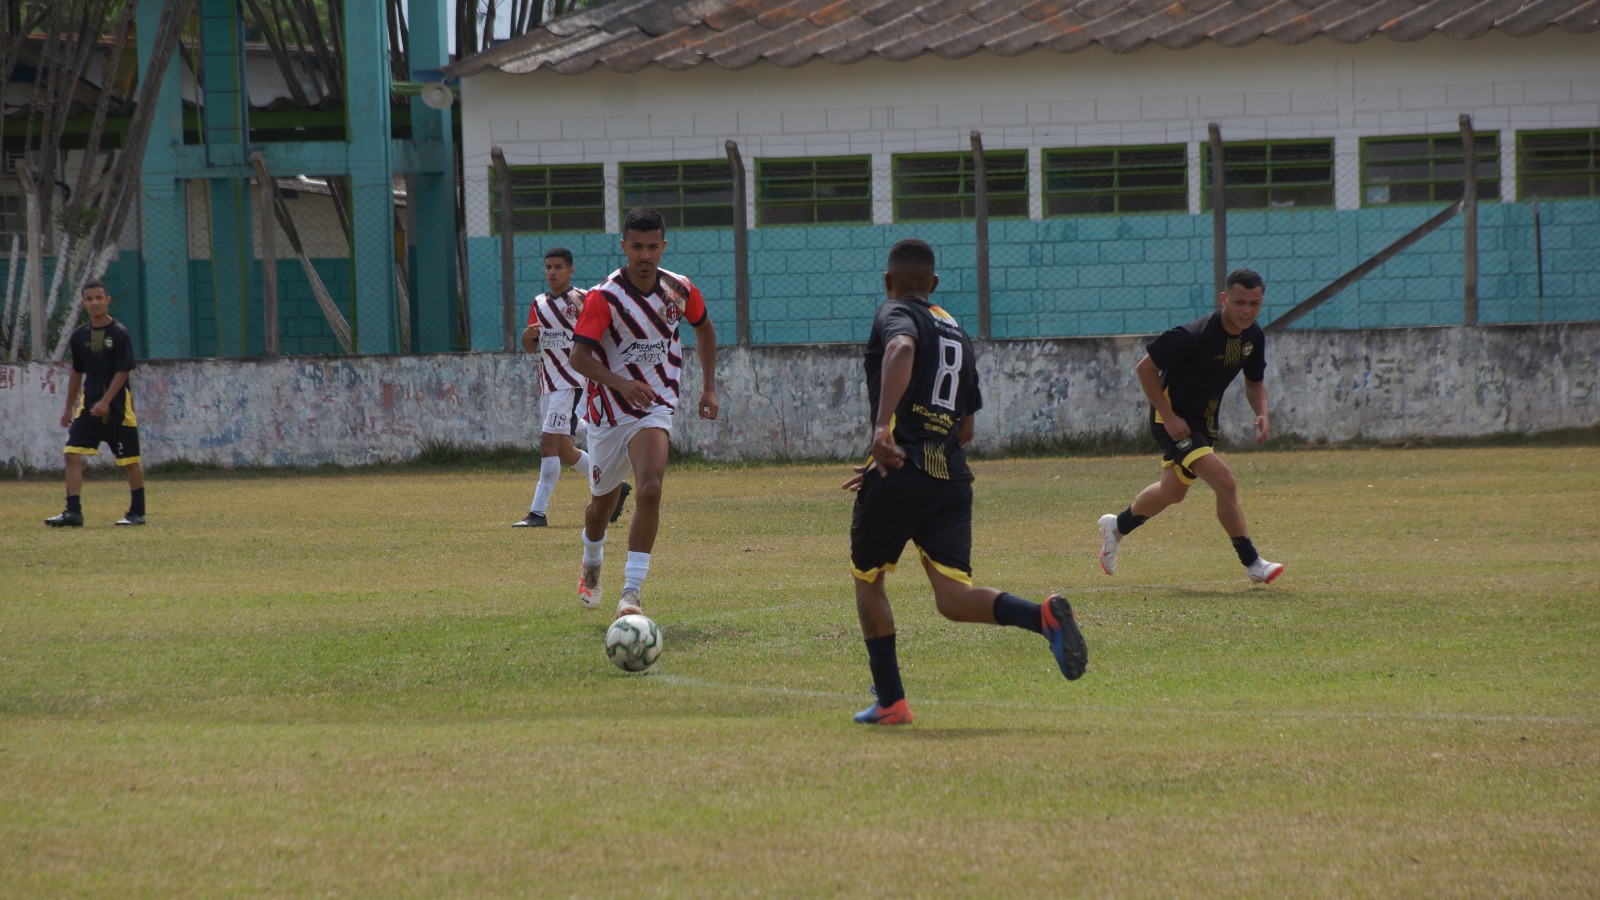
[568,207,720,619]
[513,248,630,528]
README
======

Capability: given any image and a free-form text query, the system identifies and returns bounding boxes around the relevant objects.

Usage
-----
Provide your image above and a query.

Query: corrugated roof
[444,0,1600,77]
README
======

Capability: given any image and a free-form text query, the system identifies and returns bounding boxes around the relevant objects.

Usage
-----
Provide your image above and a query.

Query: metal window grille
[893,151,1027,221]
[1518,129,1600,200]
[1205,139,1335,210]
[490,164,605,234]
[619,160,735,229]
[1362,133,1501,206]
[1043,144,1187,216]
[755,156,872,227]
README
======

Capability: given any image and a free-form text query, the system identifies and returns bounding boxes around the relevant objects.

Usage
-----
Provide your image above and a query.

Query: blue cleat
[1042,593,1088,681]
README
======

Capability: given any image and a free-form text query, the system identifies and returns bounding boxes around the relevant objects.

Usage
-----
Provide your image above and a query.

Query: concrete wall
[3,324,1595,472]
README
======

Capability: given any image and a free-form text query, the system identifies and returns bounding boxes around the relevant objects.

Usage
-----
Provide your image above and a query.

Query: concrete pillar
[407,0,458,353]
[137,0,193,359]
[200,0,252,357]
[345,0,399,354]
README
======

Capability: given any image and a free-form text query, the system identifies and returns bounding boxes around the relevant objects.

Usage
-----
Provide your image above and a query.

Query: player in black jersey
[844,239,1086,725]
[1097,268,1283,584]
[45,280,147,527]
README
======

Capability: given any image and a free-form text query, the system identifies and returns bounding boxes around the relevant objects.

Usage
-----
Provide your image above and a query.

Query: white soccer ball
[605,614,662,672]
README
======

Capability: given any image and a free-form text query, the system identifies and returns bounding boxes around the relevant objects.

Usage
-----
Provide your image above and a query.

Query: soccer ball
[605,614,662,672]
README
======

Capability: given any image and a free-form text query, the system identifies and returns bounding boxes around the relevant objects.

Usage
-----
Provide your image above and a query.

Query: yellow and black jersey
[1145,311,1265,438]
[863,295,982,482]
[67,318,137,418]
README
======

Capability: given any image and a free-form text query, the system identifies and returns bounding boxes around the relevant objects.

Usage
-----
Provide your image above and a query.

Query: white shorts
[587,408,673,496]
[540,387,585,437]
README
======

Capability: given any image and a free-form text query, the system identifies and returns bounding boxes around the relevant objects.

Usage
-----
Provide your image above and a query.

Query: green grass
[2,448,1597,896]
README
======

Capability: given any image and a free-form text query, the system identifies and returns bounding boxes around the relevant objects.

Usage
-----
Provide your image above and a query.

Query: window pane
[494,164,604,234]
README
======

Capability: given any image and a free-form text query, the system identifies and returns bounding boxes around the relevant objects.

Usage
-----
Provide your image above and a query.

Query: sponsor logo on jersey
[621,339,669,366]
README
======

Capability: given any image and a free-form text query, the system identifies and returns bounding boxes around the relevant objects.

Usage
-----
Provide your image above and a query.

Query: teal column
[408,0,458,352]
[200,0,252,357]
[137,0,191,359]
[345,0,399,354]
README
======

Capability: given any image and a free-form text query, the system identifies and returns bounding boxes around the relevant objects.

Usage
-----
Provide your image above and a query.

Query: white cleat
[578,561,602,609]
[1247,558,1284,584]
[615,588,642,621]
[1098,513,1122,576]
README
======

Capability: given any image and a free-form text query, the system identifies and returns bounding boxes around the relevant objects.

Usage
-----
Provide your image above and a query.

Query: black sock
[1232,535,1259,566]
[66,494,82,513]
[992,592,1044,635]
[129,487,145,516]
[1116,507,1147,536]
[864,634,905,706]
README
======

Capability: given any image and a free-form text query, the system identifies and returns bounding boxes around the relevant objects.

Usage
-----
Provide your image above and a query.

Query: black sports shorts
[850,463,973,585]
[66,406,141,465]
[1149,416,1215,485]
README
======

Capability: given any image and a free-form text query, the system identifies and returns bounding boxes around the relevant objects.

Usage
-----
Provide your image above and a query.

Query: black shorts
[66,401,141,465]
[850,464,973,585]
[1149,416,1214,485]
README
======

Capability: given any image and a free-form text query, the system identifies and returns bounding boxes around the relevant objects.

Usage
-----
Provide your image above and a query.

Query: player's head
[620,207,667,290]
[544,247,574,292]
[885,239,938,297]
[1220,267,1266,334]
[80,279,112,317]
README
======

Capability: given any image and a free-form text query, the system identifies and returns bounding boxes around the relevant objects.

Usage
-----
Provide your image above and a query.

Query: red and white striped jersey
[528,287,586,393]
[572,266,708,426]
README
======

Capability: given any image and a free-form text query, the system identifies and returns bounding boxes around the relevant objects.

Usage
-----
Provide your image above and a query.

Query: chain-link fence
[6,122,1596,361]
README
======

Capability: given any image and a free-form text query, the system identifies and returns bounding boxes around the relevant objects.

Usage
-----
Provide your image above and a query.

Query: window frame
[892,150,1028,223]
[1043,144,1188,217]
[618,159,736,230]
[1517,129,1600,200]
[489,163,606,235]
[754,155,873,228]
[1360,132,1502,207]
[1203,138,1336,211]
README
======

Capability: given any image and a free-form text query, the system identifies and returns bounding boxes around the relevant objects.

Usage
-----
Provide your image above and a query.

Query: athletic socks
[992,592,1044,635]
[128,487,145,517]
[571,451,589,477]
[1116,507,1148,536]
[624,551,651,592]
[530,456,560,515]
[582,532,605,566]
[864,634,906,707]
[1232,535,1260,567]
[66,494,82,513]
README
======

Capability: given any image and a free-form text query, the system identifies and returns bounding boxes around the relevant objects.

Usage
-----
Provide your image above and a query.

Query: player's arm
[692,315,718,420]
[871,334,915,474]
[520,324,540,353]
[957,414,974,446]
[570,342,656,409]
[1135,354,1188,442]
[1245,378,1269,443]
[60,370,83,428]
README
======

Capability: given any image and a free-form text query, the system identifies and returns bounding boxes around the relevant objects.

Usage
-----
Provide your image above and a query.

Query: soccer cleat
[1041,594,1088,681]
[610,481,632,523]
[1247,558,1285,584]
[615,587,642,620]
[45,509,84,528]
[114,513,145,526]
[512,512,548,528]
[853,696,913,725]
[1097,513,1121,575]
[578,561,602,610]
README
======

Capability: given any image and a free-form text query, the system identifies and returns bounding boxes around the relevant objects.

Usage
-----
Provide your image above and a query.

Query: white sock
[624,551,651,592]
[530,456,560,515]
[583,532,606,566]
[570,450,589,476]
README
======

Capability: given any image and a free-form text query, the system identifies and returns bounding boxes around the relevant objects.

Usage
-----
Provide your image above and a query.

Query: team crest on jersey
[929,305,959,327]
[564,301,580,319]
[661,299,681,325]
[1243,343,1255,357]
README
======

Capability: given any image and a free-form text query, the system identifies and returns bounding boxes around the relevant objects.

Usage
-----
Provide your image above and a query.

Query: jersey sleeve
[876,302,919,345]
[527,295,542,328]
[112,324,137,372]
[1144,323,1196,371]
[69,331,86,373]
[1244,329,1267,382]
[572,289,612,346]
[683,281,707,327]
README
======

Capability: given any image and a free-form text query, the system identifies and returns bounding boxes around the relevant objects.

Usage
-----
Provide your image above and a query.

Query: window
[491,164,604,234]
[1519,129,1600,199]
[1044,145,1186,216]
[1362,133,1501,205]
[619,160,734,229]
[1204,139,1334,209]
[893,151,1027,221]
[756,156,871,227]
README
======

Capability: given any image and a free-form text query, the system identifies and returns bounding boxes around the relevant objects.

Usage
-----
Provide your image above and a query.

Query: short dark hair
[1226,268,1264,291]
[544,247,573,265]
[886,239,937,294]
[623,207,666,236]
[81,279,108,296]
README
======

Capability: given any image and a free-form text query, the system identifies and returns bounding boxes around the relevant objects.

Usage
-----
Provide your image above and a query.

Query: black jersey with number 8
[863,296,983,482]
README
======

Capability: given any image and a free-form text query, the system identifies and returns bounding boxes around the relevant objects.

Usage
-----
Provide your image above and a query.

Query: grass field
[2,447,1597,896]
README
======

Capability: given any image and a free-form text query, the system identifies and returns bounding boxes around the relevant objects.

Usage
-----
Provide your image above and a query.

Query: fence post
[489,146,517,352]
[725,140,750,347]
[251,152,279,356]
[970,130,991,340]
[1460,114,1478,325]
[1208,122,1226,305]
[15,164,45,360]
